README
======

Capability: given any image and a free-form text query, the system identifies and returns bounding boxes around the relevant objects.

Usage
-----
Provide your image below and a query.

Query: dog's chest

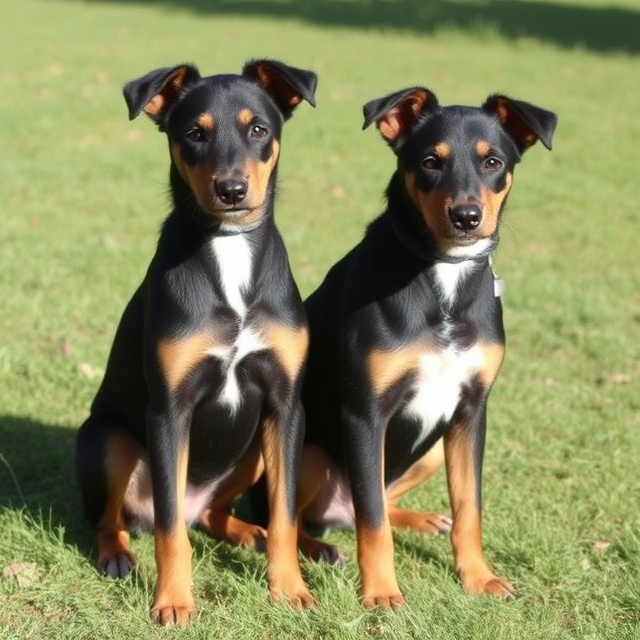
[402,261,481,426]
[207,234,266,411]
[402,343,484,443]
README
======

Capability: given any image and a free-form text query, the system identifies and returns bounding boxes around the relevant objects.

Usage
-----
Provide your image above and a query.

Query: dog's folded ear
[123,65,201,124]
[362,87,439,148]
[483,95,557,151]
[243,59,317,119]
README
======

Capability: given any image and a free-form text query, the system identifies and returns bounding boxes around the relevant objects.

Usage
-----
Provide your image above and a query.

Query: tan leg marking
[263,323,308,382]
[387,439,452,535]
[477,342,505,387]
[151,447,196,626]
[443,341,511,597]
[156,331,216,392]
[353,440,404,610]
[296,444,345,565]
[262,415,315,608]
[96,430,143,577]
[444,424,514,598]
[199,439,267,548]
[367,344,423,396]
[357,521,404,610]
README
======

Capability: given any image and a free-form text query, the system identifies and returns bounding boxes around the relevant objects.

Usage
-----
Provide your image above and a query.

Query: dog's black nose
[449,204,482,231]
[215,178,248,205]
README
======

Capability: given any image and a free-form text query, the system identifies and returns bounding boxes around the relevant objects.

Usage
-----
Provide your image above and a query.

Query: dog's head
[123,60,317,230]
[363,88,557,259]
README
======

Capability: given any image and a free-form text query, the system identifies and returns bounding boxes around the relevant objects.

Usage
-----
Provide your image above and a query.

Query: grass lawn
[1,0,640,638]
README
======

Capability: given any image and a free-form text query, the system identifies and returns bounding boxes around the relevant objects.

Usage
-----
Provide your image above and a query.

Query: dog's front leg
[345,408,404,610]
[444,405,515,598]
[261,400,315,608]
[146,405,196,626]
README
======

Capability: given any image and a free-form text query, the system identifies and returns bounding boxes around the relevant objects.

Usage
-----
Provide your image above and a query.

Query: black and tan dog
[75,59,317,625]
[294,87,557,608]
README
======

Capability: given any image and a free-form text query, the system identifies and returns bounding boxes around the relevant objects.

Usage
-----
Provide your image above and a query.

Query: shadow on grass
[0,415,267,578]
[76,0,640,55]
[0,415,99,568]
[0,415,89,545]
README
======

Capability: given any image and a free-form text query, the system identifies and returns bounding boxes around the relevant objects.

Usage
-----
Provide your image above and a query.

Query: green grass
[2,0,640,637]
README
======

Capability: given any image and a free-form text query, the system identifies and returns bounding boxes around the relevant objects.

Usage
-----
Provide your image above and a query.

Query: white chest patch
[210,234,253,317]
[432,261,475,305]
[208,234,264,412]
[207,327,265,411]
[402,344,484,448]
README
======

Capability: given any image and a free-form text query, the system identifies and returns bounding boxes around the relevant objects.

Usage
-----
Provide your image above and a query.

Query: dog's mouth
[214,205,255,217]
[449,233,482,246]
[187,196,267,231]
[203,198,261,218]
[212,205,268,232]
[441,235,497,259]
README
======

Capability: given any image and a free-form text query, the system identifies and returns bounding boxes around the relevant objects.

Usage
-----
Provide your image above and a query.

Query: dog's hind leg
[387,439,453,535]
[76,421,143,578]
[198,438,268,549]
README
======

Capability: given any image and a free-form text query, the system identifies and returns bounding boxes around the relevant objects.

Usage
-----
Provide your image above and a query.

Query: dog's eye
[422,155,442,172]
[484,156,503,171]
[249,124,269,140]
[186,128,206,143]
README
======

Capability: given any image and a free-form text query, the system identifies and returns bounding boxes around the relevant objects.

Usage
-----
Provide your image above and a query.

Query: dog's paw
[251,528,267,553]
[362,590,406,611]
[299,534,347,567]
[270,582,317,610]
[100,552,136,579]
[480,576,516,599]
[462,571,516,599]
[236,523,268,549]
[199,511,267,550]
[388,508,452,535]
[288,589,318,611]
[421,513,453,535]
[150,603,196,626]
[316,543,347,567]
[97,531,136,579]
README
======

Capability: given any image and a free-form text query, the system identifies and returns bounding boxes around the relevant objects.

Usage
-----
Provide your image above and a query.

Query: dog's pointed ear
[362,87,439,148]
[243,59,317,119]
[483,95,557,152]
[123,64,201,124]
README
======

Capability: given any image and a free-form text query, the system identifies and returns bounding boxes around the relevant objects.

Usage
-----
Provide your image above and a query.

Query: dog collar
[390,208,494,265]
[434,249,493,264]
[389,209,504,296]
[212,210,273,236]
[489,255,506,297]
